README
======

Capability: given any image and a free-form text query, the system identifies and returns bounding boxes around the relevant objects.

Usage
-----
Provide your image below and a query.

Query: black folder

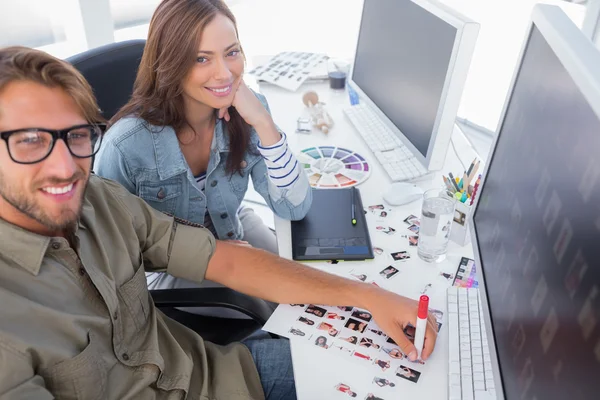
[291,187,374,261]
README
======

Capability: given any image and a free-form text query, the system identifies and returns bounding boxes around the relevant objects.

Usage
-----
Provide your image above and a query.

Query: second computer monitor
[471,5,600,400]
[349,0,479,171]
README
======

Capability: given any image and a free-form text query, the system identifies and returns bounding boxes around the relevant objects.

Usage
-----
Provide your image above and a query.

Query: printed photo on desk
[262,271,444,388]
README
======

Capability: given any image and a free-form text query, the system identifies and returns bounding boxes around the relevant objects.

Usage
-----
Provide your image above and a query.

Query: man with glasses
[0,47,438,399]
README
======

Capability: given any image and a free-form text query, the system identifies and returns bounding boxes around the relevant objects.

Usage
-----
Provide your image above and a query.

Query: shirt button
[240,160,247,168]
[220,213,228,219]
[211,180,217,187]
[227,231,234,237]
[122,353,129,361]
[157,188,166,199]
[51,242,60,250]
[79,268,86,276]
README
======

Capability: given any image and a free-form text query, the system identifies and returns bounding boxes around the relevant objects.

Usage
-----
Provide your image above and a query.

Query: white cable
[450,135,467,171]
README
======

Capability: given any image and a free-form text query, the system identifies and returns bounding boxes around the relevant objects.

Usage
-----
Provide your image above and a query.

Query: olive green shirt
[0,175,263,399]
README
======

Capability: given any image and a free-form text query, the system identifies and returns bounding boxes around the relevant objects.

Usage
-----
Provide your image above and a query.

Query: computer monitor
[347,0,479,171]
[471,5,600,400]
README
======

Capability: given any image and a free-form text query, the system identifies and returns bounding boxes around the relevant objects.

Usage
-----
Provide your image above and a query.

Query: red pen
[414,295,429,360]
[470,175,482,206]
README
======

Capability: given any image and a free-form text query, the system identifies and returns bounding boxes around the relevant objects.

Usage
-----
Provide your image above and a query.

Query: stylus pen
[414,295,429,360]
[351,187,357,225]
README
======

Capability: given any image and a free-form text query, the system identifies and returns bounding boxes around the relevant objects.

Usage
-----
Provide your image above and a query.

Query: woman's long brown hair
[111,0,250,175]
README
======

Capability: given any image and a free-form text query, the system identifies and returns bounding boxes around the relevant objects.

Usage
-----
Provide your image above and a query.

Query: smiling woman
[93,0,312,318]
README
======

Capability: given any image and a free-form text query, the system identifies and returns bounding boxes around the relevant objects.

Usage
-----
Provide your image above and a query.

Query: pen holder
[449,199,472,246]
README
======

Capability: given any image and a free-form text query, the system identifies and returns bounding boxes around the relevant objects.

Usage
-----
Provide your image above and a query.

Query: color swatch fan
[299,146,370,188]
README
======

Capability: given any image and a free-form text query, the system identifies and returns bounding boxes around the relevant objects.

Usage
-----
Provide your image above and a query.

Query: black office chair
[66,40,276,345]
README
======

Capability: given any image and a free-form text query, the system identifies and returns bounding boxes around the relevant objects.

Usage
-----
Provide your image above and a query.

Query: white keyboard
[447,287,497,400]
[343,104,429,182]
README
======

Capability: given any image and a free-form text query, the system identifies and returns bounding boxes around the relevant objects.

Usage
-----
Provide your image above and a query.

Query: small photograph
[352,351,372,362]
[289,327,306,337]
[368,204,386,212]
[430,308,444,322]
[439,272,454,281]
[317,322,340,337]
[373,247,384,255]
[373,359,391,372]
[376,226,396,235]
[379,266,400,280]
[351,273,368,282]
[421,283,432,294]
[382,347,404,359]
[368,328,385,336]
[453,209,466,226]
[345,318,368,333]
[298,316,315,326]
[390,251,410,261]
[407,224,419,234]
[326,312,346,320]
[408,236,419,246]
[365,394,385,400]
[339,335,359,345]
[314,335,330,349]
[331,344,353,355]
[396,365,421,383]
[404,214,419,225]
[306,304,327,318]
[338,306,354,312]
[386,336,397,345]
[373,377,396,388]
[373,208,391,220]
[351,309,373,322]
[403,324,416,343]
[359,337,380,349]
[334,383,358,397]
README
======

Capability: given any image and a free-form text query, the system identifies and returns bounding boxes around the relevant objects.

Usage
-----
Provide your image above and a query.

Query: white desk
[257,80,480,400]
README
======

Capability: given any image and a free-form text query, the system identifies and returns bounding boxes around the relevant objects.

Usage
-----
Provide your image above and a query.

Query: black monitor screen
[473,26,600,400]
[351,0,457,157]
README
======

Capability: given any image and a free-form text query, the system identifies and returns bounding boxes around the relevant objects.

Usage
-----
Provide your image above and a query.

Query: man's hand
[205,241,439,361]
[364,288,439,361]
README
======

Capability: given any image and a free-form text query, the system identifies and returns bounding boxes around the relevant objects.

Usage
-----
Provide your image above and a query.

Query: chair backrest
[66,39,145,120]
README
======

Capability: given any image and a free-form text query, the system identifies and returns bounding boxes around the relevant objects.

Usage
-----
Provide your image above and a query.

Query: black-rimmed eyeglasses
[0,124,106,164]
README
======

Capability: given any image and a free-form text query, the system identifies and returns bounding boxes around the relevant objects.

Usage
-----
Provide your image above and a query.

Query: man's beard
[0,170,89,233]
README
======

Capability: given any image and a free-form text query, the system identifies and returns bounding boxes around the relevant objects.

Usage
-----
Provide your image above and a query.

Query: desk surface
[257,79,481,400]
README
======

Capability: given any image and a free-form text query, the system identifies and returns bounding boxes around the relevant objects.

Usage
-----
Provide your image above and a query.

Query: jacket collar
[213,119,230,152]
[149,120,231,181]
[149,125,190,181]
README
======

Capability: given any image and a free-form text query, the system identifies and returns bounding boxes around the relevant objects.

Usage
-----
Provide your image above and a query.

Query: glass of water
[417,189,456,262]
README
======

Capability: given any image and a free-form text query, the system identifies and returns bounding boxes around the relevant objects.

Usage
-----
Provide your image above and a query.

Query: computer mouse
[382,183,425,206]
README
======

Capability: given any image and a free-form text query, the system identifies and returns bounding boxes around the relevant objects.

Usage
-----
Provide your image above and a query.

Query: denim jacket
[93,93,312,241]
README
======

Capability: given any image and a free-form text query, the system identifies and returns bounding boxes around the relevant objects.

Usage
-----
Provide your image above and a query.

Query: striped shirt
[193,133,300,237]
[257,133,301,189]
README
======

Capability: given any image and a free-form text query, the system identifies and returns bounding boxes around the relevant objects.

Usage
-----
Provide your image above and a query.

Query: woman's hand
[217,80,271,128]
[217,79,281,146]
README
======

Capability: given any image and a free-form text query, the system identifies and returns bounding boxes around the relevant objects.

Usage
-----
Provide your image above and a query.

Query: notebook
[291,187,374,261]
